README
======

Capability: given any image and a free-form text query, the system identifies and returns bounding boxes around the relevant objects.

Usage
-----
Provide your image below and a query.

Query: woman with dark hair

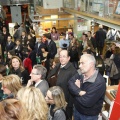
[27,43,37,67]
[51,27,59,41]
[41,47,50,72]
[9,56,30,85]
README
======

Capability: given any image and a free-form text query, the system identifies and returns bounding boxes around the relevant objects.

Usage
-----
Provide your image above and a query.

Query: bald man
[68,54,106,120]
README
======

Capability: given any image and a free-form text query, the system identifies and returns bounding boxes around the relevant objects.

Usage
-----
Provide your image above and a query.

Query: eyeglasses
[30,72,38,75]
[59,56,68,59]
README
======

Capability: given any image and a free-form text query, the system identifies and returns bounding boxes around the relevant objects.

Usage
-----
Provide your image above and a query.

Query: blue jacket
[68,71,106,116]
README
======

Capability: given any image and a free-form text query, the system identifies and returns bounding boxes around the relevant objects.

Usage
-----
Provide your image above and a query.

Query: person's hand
[79,91,86,96]
[27,79,33,87]
[75,79,80,88]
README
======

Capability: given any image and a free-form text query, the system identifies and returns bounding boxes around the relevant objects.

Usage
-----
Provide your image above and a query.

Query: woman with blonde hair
[1,74,22,99]
[45,86,67,120]
[0,99,28,120]
[17,87,48,120]
[9,56,30,85]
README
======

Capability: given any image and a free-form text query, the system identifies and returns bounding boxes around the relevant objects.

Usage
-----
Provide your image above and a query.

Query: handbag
[47,66,60,87]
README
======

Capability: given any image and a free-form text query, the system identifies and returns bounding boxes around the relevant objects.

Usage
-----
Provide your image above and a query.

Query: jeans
[74,108,98,120]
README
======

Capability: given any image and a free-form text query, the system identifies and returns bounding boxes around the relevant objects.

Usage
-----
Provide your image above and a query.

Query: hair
[52,27,57,33]
[43,33,51,40]
[2,74,22,97]
[9,56,25,72]
[28,43,34,50]
[8,50,16,56]
[81,54,96,66]
[0,65,6,76]
[48,86,67,111]
[99,24,103,28]
[59,49,70,57]
[0,99,28,120]
[17,87,48,120]
[88,31,91,34]
[16,39,21,43]
[114,47,120,54]
[33,65,47,79]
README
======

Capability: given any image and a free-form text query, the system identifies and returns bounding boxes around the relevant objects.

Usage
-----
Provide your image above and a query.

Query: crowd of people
[0,17,119,120]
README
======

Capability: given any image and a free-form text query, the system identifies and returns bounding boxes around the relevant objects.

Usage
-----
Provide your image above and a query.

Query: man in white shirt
[27,64,49,96]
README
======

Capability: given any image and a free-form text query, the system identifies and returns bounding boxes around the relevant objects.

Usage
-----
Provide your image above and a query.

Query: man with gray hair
[68,54,106,120]
[27,64,49,96]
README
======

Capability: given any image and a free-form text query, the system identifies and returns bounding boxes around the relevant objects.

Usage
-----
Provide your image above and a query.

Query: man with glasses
[27,64,49,96]
[47,49,77,120]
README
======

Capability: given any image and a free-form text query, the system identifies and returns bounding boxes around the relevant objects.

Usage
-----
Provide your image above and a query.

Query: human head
[21,31,26,36]
[16,39,21,46]
[45,86,67,111]
[0,65,6,81]
[79,54,96,75]
[8,50,16,59]
[43,33,51,40]
[99,24,103,29]
[10,56,24,71]
[41,47,47,53]
[82,33,88,41]
[52,27,57,33]
[37,36,42,43]
[87,31,92,37]
[59,50,70,66]
[3,27,6,32]
[7,35,12,42]
[2,74,22,96]
[30,64,47,82]
[17,87,48,120]
[0,99,27,120]
[27,34,32,39]
[68,33,74,40]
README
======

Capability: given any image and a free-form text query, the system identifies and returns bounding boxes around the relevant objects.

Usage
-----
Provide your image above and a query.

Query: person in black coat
[47,50,77,120]
[9,56,30,85]
[14,39,23,60]
[28,43,37,67]
[5,35,15,52]
[43,33,57,59]
[95,25,106,55]
[34,36,46,58]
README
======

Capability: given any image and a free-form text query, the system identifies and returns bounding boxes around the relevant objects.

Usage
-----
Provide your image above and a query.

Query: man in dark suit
[5,35,15,52]
[34,37,46,57]
[47,50,77,120]
[27,64,49,97]
[43,33,57,60]
[95,25,106,55]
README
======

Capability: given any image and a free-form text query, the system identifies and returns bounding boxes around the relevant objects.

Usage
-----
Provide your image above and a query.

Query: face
[111,45,116,50]
[1,85,11,95]
[37,37,42,43]
[30,68,41,82]
[87,32,91,37]
[45,90,54,104]
[79,56,92,74]
[16,41,20,45]
[7,36,11,42]
[52,28,55,33]
[41,48,45,52]
[8,52,12,59]
[3,27,6,31]
[22,32,25,36]
[28,35,31,39]
[12,58,20,69]
[59,51,70,66]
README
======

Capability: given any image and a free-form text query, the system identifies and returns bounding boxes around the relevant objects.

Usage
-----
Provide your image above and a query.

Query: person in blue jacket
[68,54,106,120]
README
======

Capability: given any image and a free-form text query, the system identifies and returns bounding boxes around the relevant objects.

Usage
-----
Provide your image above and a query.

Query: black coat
[34,42,46,57]
[96,28,106,47]
[10,68,30,85]
[29,50,37,66]
[14,45,23,59]
[6,41,15,52]
[47,62,77,106]
[90,37,96,49]
[47,40,57,59]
